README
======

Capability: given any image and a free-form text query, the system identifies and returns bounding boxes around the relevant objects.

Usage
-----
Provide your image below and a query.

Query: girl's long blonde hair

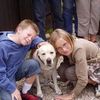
[49,29,75,52]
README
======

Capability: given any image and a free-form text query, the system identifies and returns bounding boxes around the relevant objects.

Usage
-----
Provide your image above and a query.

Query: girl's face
[55,38,72,56]
[18,26,37,46]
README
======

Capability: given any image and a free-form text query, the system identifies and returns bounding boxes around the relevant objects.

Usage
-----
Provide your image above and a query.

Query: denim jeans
[32,0,64,40]
[62,0,78,34]
[0,59,41,100]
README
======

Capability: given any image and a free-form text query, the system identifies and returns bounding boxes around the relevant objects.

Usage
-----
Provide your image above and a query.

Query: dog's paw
[56,88,62,95]
[37,92,44,98]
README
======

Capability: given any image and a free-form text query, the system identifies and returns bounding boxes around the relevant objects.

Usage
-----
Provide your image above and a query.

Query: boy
[0,19,46,100]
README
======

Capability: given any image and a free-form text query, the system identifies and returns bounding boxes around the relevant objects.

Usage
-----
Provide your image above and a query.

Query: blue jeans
[63,0,78,34]
[32,0,64,40]
[0,59,41,100]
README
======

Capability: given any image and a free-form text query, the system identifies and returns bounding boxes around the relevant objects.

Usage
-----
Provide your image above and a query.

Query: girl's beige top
[69,38,100,96]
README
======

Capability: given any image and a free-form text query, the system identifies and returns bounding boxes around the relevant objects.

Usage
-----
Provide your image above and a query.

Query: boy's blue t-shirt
[0,31,44,93]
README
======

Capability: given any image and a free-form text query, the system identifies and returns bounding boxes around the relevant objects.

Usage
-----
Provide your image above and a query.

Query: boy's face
[18,26,37,46]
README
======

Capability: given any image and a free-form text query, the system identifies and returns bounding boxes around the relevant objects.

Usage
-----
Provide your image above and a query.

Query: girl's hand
[55,93,75,100]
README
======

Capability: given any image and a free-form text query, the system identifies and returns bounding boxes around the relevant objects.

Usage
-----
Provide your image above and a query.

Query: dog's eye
[42,53,45,55]
[50,52,54,54]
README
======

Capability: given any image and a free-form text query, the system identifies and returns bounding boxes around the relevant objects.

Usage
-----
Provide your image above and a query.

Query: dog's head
[34,43,56,70]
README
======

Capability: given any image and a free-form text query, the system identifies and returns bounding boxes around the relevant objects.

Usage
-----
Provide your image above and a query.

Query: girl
[49,29,100,100]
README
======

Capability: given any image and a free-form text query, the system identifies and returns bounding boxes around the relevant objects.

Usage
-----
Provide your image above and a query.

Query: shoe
[90,34,97,42]
[95,84,100,97]
[21,93,42,100]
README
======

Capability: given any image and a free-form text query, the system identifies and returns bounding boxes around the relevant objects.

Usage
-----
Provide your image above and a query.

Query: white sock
[22,82,32,94]
[98,84,100,90]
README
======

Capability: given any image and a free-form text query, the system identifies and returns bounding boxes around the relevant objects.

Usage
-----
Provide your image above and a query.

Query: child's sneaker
[95,84,100,97]
[21,93,42,100]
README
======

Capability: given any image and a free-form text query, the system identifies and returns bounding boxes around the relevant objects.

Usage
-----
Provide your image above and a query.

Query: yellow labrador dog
[33,43,63,98]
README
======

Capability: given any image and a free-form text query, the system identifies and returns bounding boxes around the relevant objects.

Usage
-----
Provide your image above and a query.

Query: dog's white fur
[33,43,63,97]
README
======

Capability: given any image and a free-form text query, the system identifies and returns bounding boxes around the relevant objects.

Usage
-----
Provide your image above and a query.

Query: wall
[0,0,52,31]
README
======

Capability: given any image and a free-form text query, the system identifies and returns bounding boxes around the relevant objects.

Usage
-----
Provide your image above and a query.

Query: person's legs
[57,63,77,82]
[76,0,90,37]
[32,0,46,40]
[62,0,74,34]
[16,59,41,80]
[57,65,77,100]
[73,0,78,35]
[89,0,100,42]
[49,0,64,29]
[15,59,41,93]
[65,66,77,81]
[15,59,41,99]
[0,59,41,100]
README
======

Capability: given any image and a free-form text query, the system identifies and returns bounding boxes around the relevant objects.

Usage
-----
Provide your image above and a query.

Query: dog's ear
[33,48,44,66]
[33,48,39,59]
[56,56,64,69]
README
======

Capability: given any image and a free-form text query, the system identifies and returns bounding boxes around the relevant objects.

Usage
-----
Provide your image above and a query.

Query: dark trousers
[32,0,64,40]
[57,63,77,82]
[62,0,78,34]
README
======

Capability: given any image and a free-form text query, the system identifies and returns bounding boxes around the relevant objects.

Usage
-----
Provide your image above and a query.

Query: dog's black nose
[46,58,51,65]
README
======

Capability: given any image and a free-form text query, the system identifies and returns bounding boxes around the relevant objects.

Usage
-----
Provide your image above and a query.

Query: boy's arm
[0,49,16,94]
[31,36,48,48]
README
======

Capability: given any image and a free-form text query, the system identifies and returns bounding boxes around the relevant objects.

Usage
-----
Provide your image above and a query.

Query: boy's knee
[27,59,41,76]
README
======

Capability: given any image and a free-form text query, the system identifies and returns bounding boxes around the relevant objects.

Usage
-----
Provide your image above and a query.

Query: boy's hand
[37,41,49,48]
[11,88,22,100]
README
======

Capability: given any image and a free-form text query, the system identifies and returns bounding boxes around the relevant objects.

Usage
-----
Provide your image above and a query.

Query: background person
[62,0,78,34]
[76,0,100,42]
[32,0,64,40]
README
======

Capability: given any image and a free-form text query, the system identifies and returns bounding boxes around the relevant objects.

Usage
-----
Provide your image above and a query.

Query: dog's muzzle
[46,58,52,66]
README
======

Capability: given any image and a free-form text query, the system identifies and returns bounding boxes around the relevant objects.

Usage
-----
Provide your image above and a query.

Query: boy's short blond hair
[16,19,39,34]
